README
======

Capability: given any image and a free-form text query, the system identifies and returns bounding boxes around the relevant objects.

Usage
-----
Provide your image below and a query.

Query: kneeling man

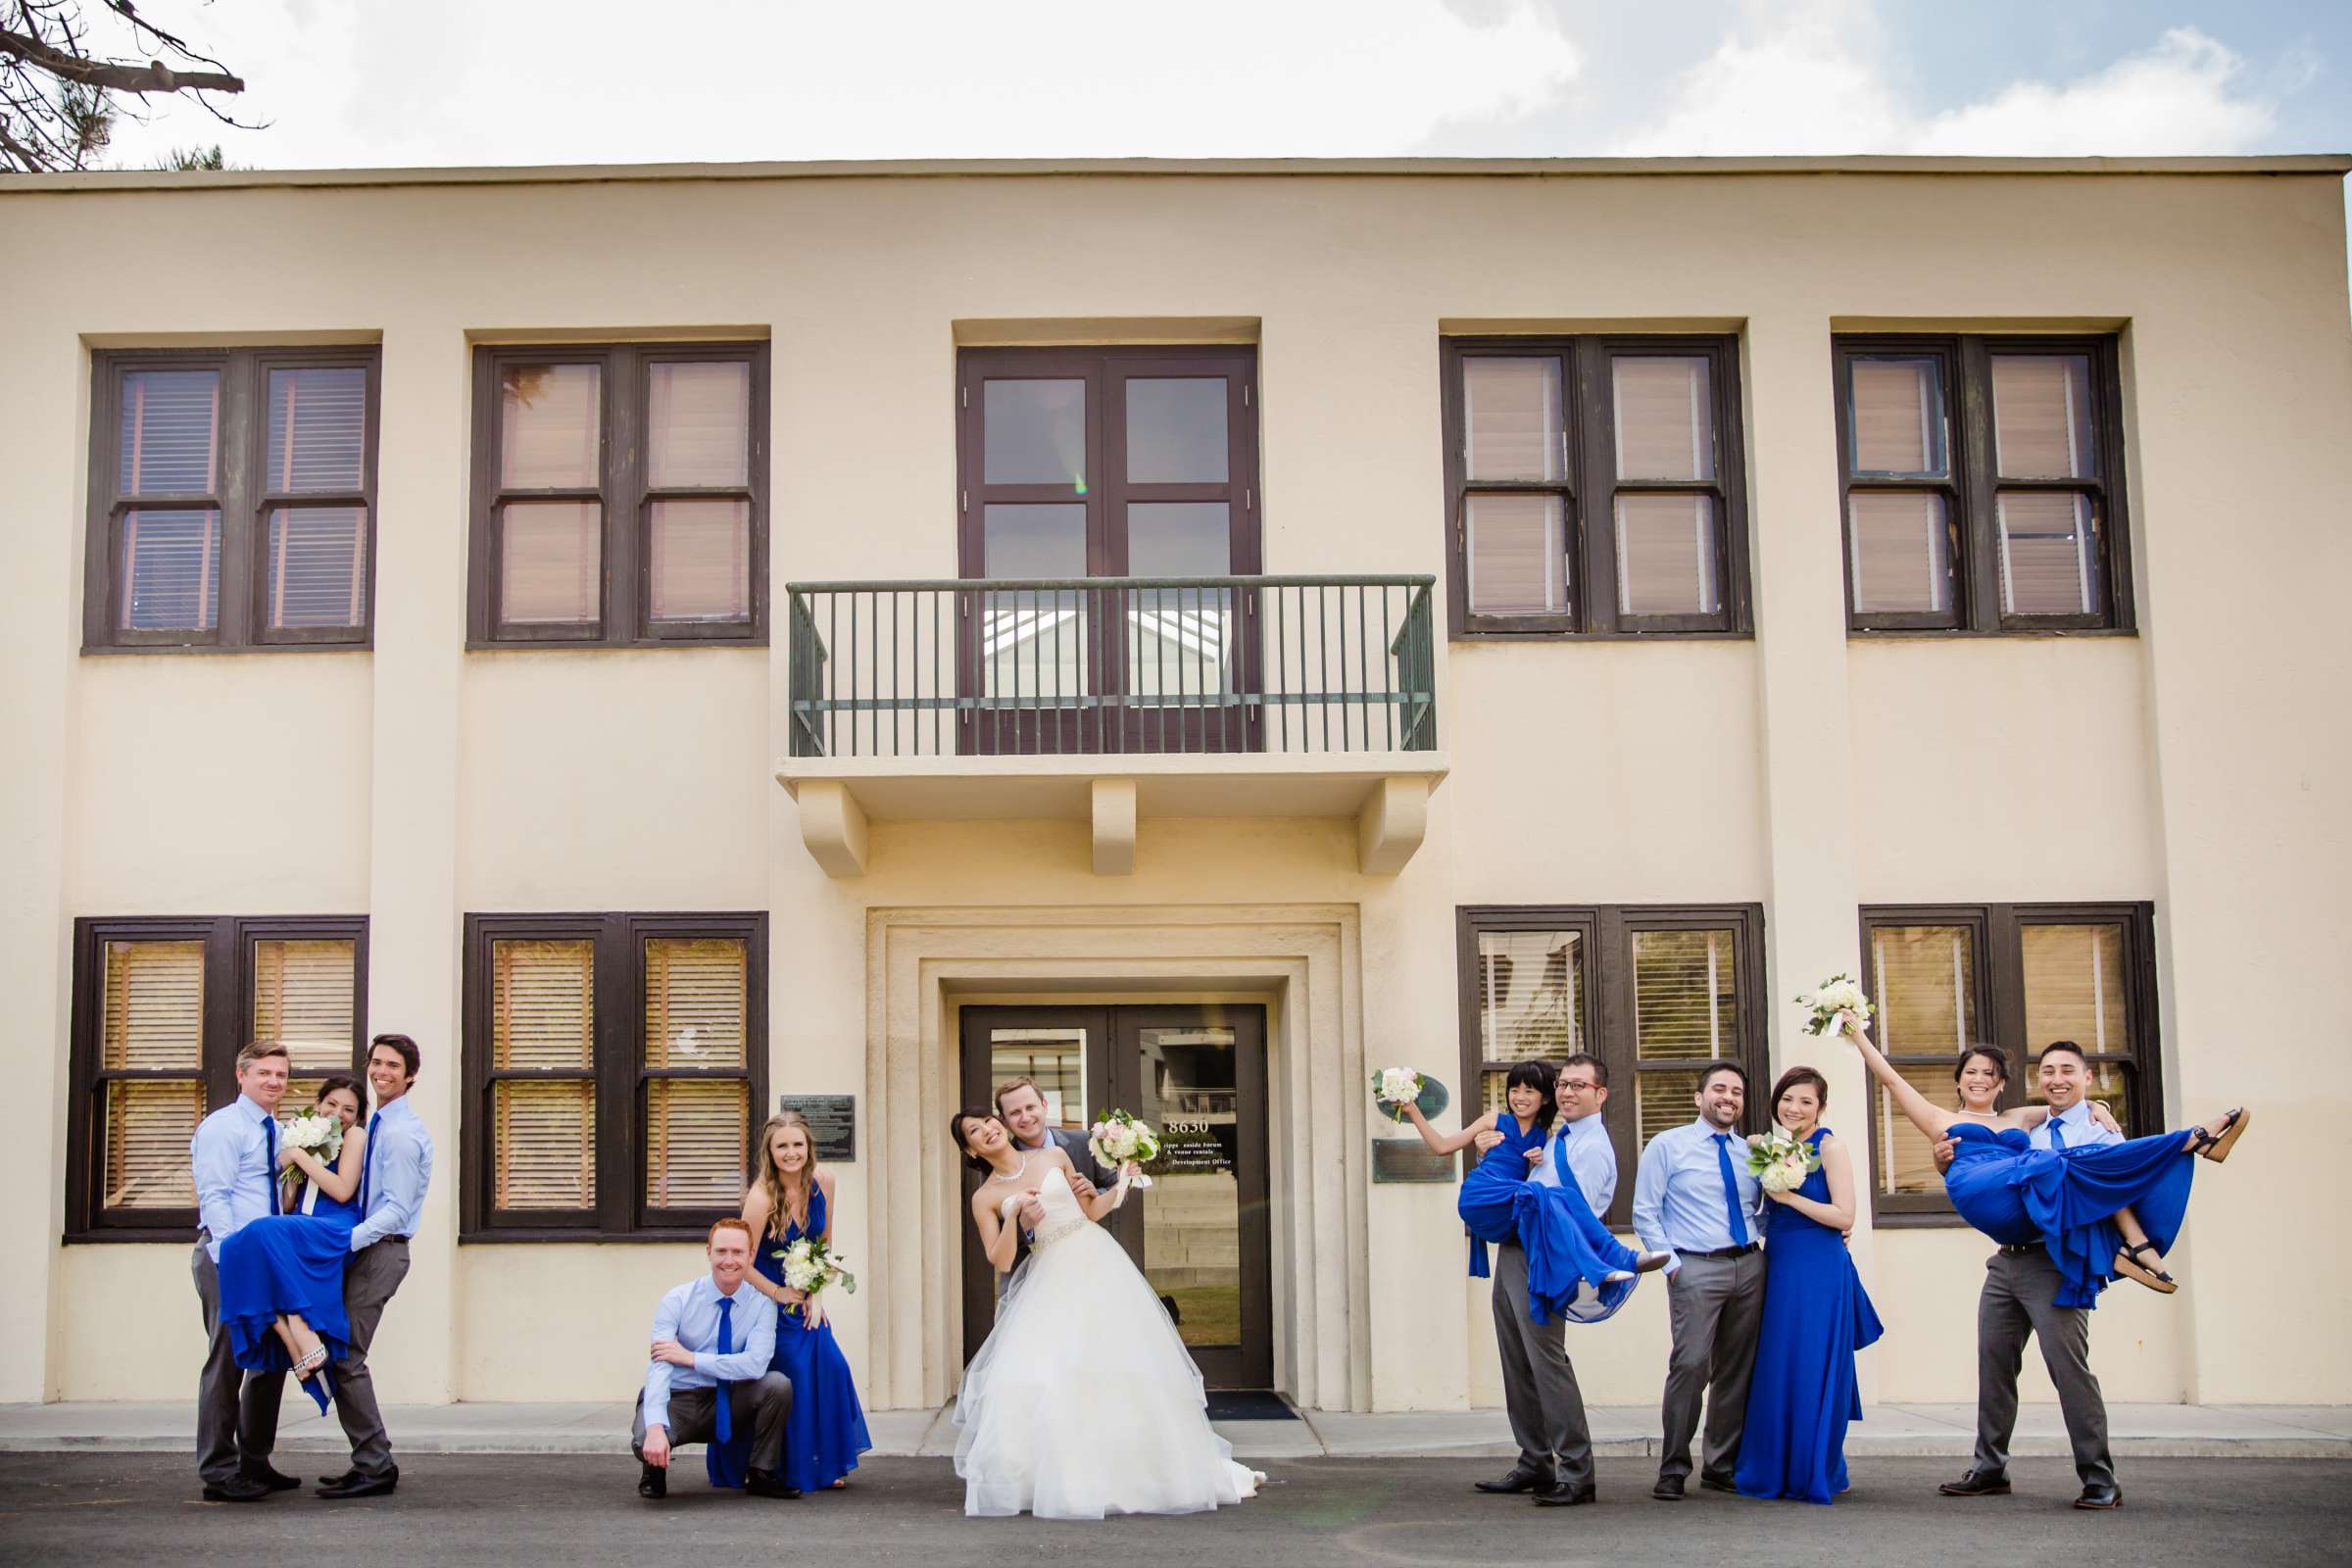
[632,1217,798,1499]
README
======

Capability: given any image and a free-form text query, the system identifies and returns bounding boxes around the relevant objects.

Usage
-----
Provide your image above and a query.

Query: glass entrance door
[957,1004,1272,1389]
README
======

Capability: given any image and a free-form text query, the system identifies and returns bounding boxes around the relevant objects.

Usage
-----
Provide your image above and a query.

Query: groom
[190,1040,294,1502]
[993,1076,1117,1296]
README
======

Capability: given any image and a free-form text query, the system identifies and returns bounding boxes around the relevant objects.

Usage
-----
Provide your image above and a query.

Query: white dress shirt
[641,1274,778,1430]
[350,1095,434,1251]
[1632,1115,1767,1271]
[191,1095,278,1262]
[2029,1098,2122,1152]
[1530,1111,1617,1214]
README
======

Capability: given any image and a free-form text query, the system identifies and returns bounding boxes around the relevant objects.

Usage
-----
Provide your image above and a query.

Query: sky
[80,2,2352,186]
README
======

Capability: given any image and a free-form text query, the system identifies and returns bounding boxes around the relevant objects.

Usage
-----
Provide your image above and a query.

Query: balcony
[774,574,1447,877]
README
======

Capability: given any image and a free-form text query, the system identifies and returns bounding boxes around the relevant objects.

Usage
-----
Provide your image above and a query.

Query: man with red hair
[631,1217,798,1499]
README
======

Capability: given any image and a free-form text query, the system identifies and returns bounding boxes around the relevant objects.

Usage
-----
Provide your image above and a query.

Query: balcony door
[956,346,1261,755]
[957,1004,1273,1390]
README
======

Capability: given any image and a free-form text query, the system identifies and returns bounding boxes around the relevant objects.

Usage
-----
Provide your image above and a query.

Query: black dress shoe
[316,1472,397,1499]
[1699,1473,1738,1494]
[1473,1467,1551,1494]
[245,1465,302,1494]
[746,1469,803,1499]
[2074,1483,2123,1510]
[1938,1469,2013,1497]
[201,1477,271,1502]
[1533,1481,1597,1507]
[1651,1475,1686,1501]
[637,1462,667,1500]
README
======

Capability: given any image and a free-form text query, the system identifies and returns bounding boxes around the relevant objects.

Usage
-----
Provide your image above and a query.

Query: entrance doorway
[957,1004,1273,1389]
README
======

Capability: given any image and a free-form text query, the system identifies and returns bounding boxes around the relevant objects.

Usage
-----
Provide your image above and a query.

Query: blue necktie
[712,1296,735,1443]
[264,1115,280,1215]
[360,1110,383,1211]
[1712,1133,1748,1247]
[2048,1116,2067,1151]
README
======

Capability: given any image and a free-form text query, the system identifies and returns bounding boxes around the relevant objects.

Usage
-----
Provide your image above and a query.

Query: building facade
[3,155,2346,1414]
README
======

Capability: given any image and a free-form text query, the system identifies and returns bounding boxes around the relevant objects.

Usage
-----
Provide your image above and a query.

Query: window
[1860,903,2158,1220]
[467,343,768,647]
[1836,336,2132,633]
[1440,337,1750,638]
[65,916,368,1239]
[84,348,379,651]
[1456,905,1766,1225]
[461,912,765,1239]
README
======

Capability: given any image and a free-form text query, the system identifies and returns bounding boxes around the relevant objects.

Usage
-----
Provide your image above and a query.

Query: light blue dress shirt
[2029,1098,2121,1152]
[1632,1115,1767,1270]
[350,1096,434,1251]
[191,1095,279,1262]
[1529,1111,1617,1213]
[641,1274,778,1430]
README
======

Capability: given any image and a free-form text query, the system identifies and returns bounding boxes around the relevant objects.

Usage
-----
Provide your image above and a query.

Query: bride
[950,1108,1264,1520]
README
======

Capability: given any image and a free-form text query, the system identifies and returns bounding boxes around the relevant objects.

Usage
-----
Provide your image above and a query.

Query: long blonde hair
[750,1111,819,1241]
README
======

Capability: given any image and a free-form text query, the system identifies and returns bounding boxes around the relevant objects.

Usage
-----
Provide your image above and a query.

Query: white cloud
[1613,5,2276,158]
[98,0,1585,169]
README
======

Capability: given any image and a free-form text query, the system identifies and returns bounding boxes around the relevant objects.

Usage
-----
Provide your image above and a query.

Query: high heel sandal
[290,1343,329,1381]
[2114,1241,2178,1295]
[2186,1107,2251,1163]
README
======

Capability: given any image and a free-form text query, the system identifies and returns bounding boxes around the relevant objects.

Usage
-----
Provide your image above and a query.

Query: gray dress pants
[331,1238,411,1482]
[1491,1241,1594,1488]
[1973,1247,2115,1490]
[1657,1249,1765,1484]
[632,1373,795,1477]
[191,1238,286,1488]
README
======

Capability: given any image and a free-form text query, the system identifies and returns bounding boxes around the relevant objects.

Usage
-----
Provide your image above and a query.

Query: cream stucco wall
[3,158,2346,1412]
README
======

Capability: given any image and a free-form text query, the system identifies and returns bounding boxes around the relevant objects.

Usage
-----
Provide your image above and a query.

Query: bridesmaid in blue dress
[1400,1060,1554,1279]
[1848,1020,2251,1309]
[712,1110,872,1493]
[1735,1066,1884,1504]
[215,1076,368,1415]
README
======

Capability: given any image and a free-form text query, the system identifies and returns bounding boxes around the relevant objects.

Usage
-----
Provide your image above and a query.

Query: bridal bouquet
[1794,973,1874,1038]
[1088,1109,1160,1190]
[1370,1066,1426,1121]
[1746,1127,1823,1194]
[776,1236,858,1301]
[278,1112,343,1198]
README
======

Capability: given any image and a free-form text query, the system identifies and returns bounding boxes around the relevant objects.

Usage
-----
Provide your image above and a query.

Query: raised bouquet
[1794,972,1874,1038]
[1746,1126,1823,1194]
[1370,1066,1426,1122]
[1088,1108,1160,1190]
[278,1112,343,1199]
[776,1235,857,1307]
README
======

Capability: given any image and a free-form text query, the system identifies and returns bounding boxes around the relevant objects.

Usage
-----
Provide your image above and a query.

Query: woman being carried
[951,1109,1262,1520]
[1845,1018,2248,1308]
[214,1077,368,1415]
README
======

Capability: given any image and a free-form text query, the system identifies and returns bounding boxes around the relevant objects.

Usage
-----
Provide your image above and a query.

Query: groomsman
[317,1033,435,1500]
[631,1219,797,1500]
[993,1076,1114,1297]
[190,1041,294,1502]
[1632,1059,1767,1501]
[1489,1052,1616,1508]
[1938,1040,2124,1510]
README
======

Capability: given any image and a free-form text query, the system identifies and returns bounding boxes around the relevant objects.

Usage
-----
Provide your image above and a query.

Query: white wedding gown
[955,1163,1264,1519]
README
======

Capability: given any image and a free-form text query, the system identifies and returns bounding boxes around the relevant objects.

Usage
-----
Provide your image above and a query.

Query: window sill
[80,640,372,657]
[1447,629,1753,644]
[63,1227,200,1245]
[459,1227,727,1245]
[1846,626,2136,641]
[1867,1207,1969,1229]
[466,639,768,654]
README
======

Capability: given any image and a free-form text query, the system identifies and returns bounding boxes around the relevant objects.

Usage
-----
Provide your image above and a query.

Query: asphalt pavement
[1,1453,2343,1565]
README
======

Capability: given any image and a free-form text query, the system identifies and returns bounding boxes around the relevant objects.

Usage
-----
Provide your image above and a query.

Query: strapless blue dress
[216,1175,361,1412]
[1735,1129,1884,1504]
[1459,1115,1646,1324]
[1942,1120,2194,1309]
[709,1184,873,1491]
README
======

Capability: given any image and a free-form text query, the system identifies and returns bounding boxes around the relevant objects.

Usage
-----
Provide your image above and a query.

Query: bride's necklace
[986,1153,1035,1185]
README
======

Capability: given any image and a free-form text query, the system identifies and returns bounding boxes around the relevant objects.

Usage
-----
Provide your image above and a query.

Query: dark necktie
[264,1114,280,1216]
[2048,1115,2067,1151]
[361,1110,383,1211]
[1712,1132,1748,1247]
[712,1296,735,1443]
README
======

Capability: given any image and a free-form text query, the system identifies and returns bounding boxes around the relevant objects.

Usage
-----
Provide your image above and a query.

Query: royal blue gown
[709,1183,873,1491]
[1941,1121,2194,1310]
[1459,1115,1645,1324]
[216,1166,361,1413]
[1735,1129,1884,1504]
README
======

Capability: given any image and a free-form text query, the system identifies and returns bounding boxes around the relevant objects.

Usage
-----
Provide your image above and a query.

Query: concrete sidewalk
[3,1400,2346,1461]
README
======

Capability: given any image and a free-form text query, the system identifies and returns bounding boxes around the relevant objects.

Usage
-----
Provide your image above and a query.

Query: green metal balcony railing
[785,574,1438,759]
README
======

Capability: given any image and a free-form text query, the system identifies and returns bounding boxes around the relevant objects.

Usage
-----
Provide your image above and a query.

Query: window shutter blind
[2021,921,2132,1124]
[100,939,205,1210]
[1632,929,1737,1148]
[267,506,368,628]
[1465,494,1567,613]
[501,365,601,489]
[107,1080,203,1209]
[647,362,750,488]
[120,368,220,495]
[1848,358,1944,475]
[649,499,751,623]
[1462,358,1563,482]
[1990,357,2094,479]
[492,939,595,1209]
[1614,494,1718,615]
[499,501,604,624]
[1873,1060,1952,1195]
[1612,358,1712,482]
[1869,925,1978,1195]
[644,938,750,1210]
[1848,491,1950,612]
[253,938,356,1078]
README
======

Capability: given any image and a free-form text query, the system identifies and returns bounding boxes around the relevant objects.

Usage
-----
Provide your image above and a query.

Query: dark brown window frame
[1859,901,2160,1225]
[1439,335,1752,641]
[466,342,770,649]
[64,913,370,1242]
[459,910,768,1243]
[1455,904,1768,1227]
[1835,334,2134,635]
[83,346,382,654]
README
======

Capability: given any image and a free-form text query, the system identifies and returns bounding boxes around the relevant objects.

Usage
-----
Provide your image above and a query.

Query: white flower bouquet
[1088,1108,1161,1190]
[776,1236,857,1307]
[1745,1126,1823,1194]
[278,1112,344,1200]
[1370,1066,1426,1122]
[1794,973,1874,1038]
